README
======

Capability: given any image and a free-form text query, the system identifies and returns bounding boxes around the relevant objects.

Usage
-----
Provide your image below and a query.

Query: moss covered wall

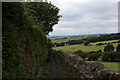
[2,2,48,78]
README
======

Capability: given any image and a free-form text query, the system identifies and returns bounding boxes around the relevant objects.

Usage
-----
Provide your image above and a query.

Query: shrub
[84,41,89,46]
[102,52,118,61]
[88,53,99,61]
[104,44,114,52]
[116,44,120,52]
[102,52,110,61]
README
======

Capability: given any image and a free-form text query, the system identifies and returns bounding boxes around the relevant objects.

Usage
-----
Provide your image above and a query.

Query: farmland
[52,35,120,71]
[88,61,120,71]
[53,39,119,52]
[51,36,88,43]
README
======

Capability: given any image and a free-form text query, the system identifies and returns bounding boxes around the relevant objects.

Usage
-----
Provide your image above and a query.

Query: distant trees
[74,50,102,60]
[101,44,120,61]
[88,53,99,61]
[104,44,114,52]
[75,50,88,59]
[53,39,83,47]
[86,33,120,43]
[67,40,83,45]
[116,44,120,52]
[102,52,120,61]
[84,41,89,46]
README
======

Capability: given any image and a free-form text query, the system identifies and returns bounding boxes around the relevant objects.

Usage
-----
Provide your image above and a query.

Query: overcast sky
[48,0,119,36]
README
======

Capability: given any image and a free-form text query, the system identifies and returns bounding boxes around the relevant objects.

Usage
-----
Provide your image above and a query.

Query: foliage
[75,50,87,59]
[2,2,60,78]
[104,44,114,52]
[102,52,120,61]
[87,53,99,61]
[86,33,120,43]
[2,2,26,78]
[84,41,89,46]
[28,2,61,34]
[116,44,120,52]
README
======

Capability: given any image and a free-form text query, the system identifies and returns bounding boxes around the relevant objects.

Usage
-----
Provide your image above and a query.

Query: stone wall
[57,50,120,80]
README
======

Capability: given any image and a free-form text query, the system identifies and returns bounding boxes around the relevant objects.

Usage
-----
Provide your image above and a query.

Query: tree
[87,53,99,61]
[84,41,89,46]
[102,53,110,61]
[116,44,120,52]
[104,44,114,52]
[28,2,62,34]
[76,50,88,59]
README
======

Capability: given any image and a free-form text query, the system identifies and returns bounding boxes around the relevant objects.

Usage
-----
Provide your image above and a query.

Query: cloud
[48,0,118,36]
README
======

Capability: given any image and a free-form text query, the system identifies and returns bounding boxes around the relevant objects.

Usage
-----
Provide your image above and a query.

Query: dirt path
[38,52,80,78]
[45,58,61,78]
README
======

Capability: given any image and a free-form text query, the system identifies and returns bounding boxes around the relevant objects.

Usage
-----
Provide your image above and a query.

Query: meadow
[52,36,120,71]
[51,36,88,43]
[88,61,120,71]
[53,42,118,52]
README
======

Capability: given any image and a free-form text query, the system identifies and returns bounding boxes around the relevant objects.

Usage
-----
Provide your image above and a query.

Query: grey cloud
[49,1,118,36]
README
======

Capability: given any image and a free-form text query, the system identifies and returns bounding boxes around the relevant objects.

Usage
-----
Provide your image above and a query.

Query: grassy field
[88,61,120,71]
[51,36,88,43]
[53,43,118,52]
[90,40,119,45]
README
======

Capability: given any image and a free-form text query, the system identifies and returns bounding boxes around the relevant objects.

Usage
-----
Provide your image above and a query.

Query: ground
[39,52,80,78]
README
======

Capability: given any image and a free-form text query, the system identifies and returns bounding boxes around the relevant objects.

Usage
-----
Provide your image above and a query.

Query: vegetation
[28,2,61,34]
[116,44,120,52]
[89,61,120,71]
[52,34,120,47]
[104,44,114,52]
[51,36,87,43]
[54,43,118,52]
[2,2,60,78]
[53,35,120,70]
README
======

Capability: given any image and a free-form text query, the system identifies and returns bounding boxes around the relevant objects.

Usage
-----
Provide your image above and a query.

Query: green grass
[53,43,118,52]
[90,40,119,45]
[51,36,88,43]
[88,61,120,71]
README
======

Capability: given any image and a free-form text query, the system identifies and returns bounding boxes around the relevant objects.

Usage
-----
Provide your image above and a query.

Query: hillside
[2,2,60,78]
[2,2,120,79]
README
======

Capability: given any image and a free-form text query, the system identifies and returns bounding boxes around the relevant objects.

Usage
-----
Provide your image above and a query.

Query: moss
[2,2,48,78]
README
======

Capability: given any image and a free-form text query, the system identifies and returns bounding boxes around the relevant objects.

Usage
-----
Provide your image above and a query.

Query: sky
[48,0,119,36]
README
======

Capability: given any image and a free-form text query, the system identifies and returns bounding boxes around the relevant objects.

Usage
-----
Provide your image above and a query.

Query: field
[52,36,120,71]
[53,43,118,52]
[90,40,119,45]
[88,61,120,71]
[51,36,88,43]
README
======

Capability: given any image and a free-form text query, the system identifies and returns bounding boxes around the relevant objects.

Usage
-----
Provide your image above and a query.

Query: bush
[116,52,120,61]
[102,52,118,61]
[104,44,114,52]
[75,50,88,59]
[88,53,99,61]
[84,41,89,46]
[116,44,120,52]
[102,52,110,61]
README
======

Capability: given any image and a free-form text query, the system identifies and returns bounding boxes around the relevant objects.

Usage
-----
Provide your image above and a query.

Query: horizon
[48,32,118,37]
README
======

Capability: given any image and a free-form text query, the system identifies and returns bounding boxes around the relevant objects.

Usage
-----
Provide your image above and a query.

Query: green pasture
[53,43,118,52]
[51,36,88,43]
[90,40,119,45]
[88,61,120,71]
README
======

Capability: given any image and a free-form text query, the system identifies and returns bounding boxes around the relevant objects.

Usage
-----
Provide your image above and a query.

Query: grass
[88,61,120,71]
[53,44,104,52]
[53,43,118,52]
[90,40,119,45]
[51,36,88,43]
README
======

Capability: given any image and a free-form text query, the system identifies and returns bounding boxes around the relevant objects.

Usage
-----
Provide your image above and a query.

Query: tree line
[53,33,120,47]
[74,44,120,62]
